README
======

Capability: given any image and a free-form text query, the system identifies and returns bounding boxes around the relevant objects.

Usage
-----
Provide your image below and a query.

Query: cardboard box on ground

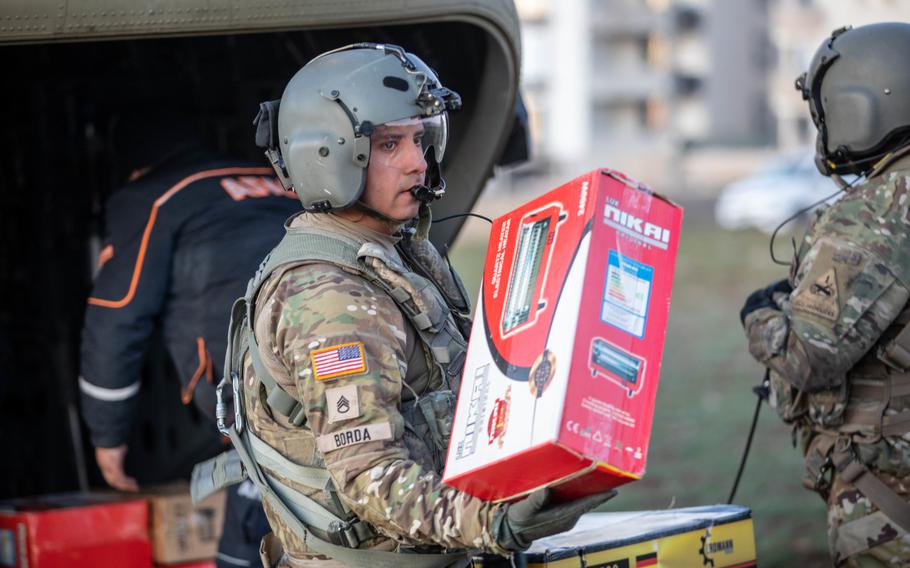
[140,482,225,565]
[444,169,683,501]
[475,505,757,568]
[0,484,224,567]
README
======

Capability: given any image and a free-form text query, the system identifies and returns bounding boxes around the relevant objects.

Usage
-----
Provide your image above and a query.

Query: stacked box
[443,169,683,501]
[142,483,225,565]
[477,505,757,567]
[0,493,151,567]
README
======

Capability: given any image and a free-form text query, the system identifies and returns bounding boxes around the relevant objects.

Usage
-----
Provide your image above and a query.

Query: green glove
[493,488,617,552]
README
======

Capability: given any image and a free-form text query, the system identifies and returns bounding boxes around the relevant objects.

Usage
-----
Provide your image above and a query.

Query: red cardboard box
[0,493,151,567]
[443,169,682,502]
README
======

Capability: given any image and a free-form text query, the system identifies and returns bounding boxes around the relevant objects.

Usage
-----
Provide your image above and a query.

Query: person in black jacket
[79,120,300,567]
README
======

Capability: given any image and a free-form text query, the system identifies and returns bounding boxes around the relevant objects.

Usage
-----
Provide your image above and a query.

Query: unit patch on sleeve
[310,341,367,381]
[793,267,840,322]
[316,422,392,453]
[326,384,360,423]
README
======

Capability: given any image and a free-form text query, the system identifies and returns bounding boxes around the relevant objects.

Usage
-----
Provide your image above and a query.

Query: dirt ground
[448,201,831,566]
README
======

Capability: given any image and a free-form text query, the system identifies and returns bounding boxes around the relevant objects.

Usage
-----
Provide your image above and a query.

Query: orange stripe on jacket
[181,337,213,405]
[87,167,274,309]
[97,244,115,270]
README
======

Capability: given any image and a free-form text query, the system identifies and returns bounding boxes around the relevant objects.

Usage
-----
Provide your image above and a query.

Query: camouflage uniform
[243,211,509,565]
[745,157,910,566]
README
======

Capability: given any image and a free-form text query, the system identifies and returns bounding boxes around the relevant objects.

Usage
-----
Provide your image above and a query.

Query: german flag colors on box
[477,505,757,568]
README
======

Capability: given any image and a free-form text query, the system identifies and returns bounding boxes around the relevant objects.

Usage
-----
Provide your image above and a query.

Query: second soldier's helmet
[796,23,910,176]
[255,43,461,212]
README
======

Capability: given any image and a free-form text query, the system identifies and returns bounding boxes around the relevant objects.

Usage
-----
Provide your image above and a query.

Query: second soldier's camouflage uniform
[745,156,910,566]
[244,210,510,565]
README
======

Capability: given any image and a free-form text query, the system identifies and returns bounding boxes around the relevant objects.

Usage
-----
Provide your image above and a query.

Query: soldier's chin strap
[350,201,414,227]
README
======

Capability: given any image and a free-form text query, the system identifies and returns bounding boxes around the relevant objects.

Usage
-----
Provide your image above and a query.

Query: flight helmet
[796,23,910,176]
[255,43,461,212]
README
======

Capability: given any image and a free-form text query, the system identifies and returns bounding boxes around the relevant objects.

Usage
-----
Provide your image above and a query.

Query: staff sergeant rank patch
[311,341,367,381]
[316,422,392,453]
[326,384,360,423]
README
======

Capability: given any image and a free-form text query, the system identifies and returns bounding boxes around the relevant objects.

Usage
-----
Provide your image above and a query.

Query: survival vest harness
[192,209,474,568]
[781,306,910,534]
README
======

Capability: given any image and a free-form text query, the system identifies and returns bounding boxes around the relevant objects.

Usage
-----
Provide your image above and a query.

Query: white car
[714,152,850,233]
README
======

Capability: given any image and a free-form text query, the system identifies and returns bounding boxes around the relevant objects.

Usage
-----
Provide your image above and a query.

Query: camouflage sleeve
[270,264,507,553]
[745,235,910,392]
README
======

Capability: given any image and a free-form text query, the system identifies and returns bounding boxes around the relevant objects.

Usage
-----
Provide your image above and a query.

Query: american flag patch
[311,342,367,381]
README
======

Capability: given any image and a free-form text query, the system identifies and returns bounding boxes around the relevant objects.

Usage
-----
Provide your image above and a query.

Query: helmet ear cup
[284,127,366,210]
[826,87,879,156]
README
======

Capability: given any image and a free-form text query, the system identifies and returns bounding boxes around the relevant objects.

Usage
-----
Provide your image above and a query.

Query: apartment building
[515,0,771,190]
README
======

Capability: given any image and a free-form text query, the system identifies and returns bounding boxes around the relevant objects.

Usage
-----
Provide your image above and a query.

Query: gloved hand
[493,488,617,552]
[739,278,793,325]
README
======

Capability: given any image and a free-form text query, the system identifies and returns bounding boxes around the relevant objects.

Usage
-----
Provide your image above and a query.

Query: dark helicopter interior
[0,22,522,499]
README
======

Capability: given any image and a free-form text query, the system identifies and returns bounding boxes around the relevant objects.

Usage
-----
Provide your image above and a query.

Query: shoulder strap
[224,293,309,426]
[258,229,366,282]
[397,205,472,330]
[241,228,374,426]
[833,442,910,534]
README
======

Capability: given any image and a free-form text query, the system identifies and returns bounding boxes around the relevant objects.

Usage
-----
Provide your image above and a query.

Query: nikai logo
[603,204,671,249]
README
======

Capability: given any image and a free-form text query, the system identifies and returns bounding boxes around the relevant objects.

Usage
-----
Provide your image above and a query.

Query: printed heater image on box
[590,337,646,397]
[501,206,566,335]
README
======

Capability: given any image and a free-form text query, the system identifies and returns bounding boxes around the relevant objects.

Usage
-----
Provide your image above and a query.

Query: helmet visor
[368,114,448,170]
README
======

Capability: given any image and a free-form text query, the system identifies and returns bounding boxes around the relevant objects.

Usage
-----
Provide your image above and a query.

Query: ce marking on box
[565,420,611,447]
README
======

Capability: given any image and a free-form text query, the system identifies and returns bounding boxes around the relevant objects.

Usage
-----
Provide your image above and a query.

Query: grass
[449,217,831,566]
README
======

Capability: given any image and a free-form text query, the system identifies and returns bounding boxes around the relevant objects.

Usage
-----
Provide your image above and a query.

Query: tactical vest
[192,210,474,568]
[770,302,910,533]
[771,307,910,438]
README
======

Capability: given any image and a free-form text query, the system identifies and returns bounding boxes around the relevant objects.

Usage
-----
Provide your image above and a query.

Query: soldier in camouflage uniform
[741,23,910,567]
[192,44,614,567]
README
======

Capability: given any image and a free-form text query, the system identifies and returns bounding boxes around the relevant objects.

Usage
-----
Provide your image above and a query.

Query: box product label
[0,529,14,567]
[601,251,652,338]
